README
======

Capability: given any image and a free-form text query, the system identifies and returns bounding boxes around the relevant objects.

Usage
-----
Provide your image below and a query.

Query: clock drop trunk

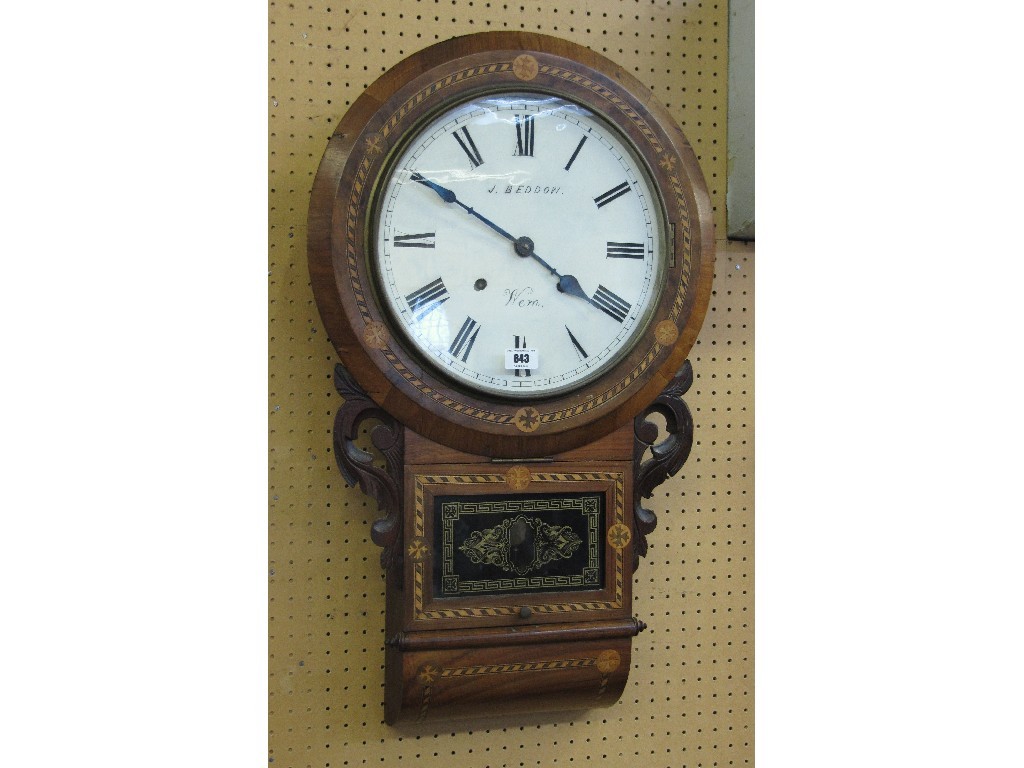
[310,32,712,726]
[381,427,643,724]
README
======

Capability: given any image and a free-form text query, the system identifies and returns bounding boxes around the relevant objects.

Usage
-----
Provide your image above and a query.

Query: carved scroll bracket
[632,360,695,570]
[332,364,404,570]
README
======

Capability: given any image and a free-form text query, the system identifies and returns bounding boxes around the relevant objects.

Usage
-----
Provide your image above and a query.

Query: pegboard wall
[269,2,752,766]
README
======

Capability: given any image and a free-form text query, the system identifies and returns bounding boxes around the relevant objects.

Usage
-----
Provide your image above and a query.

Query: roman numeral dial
[564,136,587,171]
[565,326,589,360]
[405,278,449,321]
[453,126,484,168]
[392,232,436,249]
[373,93,664,398]
[594,181,632,209]
[449,317,481,362]
[606,241,645,259]
[515,114,535,157]
[591,285,632,323]
[513,334,531,376]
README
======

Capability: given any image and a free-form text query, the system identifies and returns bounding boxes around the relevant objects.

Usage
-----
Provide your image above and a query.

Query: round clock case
[308,32,715,458]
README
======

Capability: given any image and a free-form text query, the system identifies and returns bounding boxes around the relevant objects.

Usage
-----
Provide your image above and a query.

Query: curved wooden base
[386,620,641,724]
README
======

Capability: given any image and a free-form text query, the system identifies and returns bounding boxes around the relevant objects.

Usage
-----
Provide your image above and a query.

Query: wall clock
[308,32,715,724]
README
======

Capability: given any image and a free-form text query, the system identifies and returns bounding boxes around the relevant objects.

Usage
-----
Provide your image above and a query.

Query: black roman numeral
[405,277,449,321]
[592,285,631,323]
[515,114,535,157]
[564,136,587,171]
[606,241,645,259]
[513,334,531,377]
[449,317,481,362]
[594,181,632,209]
[393,232,436,249]
[453,126,484,168]
[565,326,589,360]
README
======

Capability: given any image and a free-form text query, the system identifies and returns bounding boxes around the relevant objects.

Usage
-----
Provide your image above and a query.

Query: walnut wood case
[307,31,715,459]
[308,32,713,724]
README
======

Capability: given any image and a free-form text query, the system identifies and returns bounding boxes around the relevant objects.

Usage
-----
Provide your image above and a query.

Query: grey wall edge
[727,0,754,241]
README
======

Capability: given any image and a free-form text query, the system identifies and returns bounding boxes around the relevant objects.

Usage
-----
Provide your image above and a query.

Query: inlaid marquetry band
[363,320,389,349]
[512,54,539,81]
[415,650,619,720]
[654,320,679,346]
[411,472,626,621]
[607,522,632,550]
[505,465,531,490]
[342,52,696,429]
[407,537,428,561]
[595,649,621,697]
[514,407,541,432]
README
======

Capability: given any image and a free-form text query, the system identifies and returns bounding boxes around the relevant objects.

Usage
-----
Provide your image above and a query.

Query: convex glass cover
[373,92,667,398]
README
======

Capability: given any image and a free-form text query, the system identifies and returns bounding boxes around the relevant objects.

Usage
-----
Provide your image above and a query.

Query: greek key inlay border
[412,472,625,621]
[440,496,601,593]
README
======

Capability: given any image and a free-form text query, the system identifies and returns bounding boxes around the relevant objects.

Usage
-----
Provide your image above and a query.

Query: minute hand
[410,173,602,310]
[411,172,517,243]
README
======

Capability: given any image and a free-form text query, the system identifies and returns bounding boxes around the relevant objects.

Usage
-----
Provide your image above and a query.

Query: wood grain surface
[307,32,715,458]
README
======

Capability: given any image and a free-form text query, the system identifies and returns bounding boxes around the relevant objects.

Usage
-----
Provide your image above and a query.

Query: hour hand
[556,274,589,302]
[559,274,631,323]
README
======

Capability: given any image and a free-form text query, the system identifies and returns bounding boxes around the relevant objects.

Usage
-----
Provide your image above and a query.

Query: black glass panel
[432,491,606,598]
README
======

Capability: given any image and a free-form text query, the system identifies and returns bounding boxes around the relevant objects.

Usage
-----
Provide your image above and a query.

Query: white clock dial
[372,92,666,398]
